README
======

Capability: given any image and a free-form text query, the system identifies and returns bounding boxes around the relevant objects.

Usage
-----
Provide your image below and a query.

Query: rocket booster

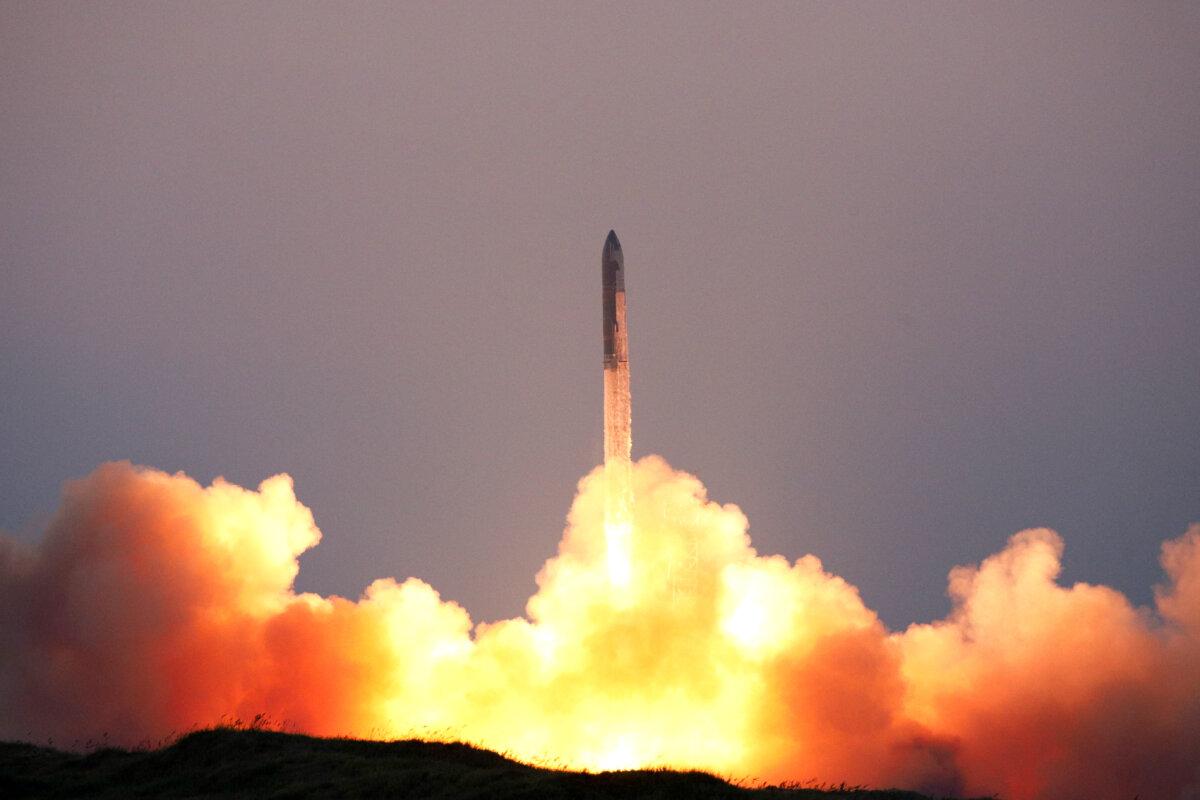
[602,230,631,465]
[601,230,633,588]
[602,230,627,369]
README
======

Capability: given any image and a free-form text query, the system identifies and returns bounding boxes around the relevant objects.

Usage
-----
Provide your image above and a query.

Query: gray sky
[2,2,1197,629]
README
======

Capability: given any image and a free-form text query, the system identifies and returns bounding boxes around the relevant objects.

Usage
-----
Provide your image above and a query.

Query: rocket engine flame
[1,458,1199,800]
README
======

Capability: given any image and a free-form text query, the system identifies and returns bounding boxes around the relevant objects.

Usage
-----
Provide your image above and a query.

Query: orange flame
[1,458,1199,799]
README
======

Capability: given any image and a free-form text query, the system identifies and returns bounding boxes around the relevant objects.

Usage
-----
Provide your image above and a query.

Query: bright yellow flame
[603,454,634,590]
[604,518,632,590]
[589,734,639,771]
[720,559,799,656]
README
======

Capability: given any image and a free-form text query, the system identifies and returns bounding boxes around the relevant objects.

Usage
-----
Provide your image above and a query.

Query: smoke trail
[1,458,1198,799]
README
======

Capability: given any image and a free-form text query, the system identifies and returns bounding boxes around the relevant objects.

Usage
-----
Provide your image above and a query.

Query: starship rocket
[602,230,631,465]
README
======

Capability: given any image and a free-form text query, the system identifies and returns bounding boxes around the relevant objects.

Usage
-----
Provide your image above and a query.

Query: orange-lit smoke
[1,458,1198,799]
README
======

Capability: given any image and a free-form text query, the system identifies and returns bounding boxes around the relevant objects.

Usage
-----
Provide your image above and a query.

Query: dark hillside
[0,728,985,800]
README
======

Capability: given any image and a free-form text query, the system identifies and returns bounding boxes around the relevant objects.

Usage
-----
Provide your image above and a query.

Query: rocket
[602,230,631,465]
[601,230,633,587]
[601,230,627,370]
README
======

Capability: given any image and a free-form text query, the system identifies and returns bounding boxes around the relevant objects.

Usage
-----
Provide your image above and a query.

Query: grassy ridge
[0,728,978,799]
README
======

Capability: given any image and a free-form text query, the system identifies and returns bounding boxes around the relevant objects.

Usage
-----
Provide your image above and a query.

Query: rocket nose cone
[604,229,621,254]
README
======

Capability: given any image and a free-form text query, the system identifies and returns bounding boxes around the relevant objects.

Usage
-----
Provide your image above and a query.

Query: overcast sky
[3,2,1198,628]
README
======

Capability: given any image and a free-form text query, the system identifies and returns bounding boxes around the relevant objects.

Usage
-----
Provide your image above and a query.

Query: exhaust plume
[1,458,1199,799]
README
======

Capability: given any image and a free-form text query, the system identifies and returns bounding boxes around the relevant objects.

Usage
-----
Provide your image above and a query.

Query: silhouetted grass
[0,727,988,799]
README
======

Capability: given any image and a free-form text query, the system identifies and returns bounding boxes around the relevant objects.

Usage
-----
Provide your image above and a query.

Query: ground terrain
[0,728,988,799]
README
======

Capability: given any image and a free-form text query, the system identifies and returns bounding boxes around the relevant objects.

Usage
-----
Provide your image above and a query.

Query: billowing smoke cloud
[2,458,1198,799]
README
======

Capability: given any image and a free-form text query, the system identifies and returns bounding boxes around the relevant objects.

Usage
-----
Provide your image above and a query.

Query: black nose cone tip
[604,229,622,255]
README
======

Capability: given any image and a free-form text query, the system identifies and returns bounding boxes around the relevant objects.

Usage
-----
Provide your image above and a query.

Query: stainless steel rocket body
[602,230,627,369]
[602,230,631,465]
